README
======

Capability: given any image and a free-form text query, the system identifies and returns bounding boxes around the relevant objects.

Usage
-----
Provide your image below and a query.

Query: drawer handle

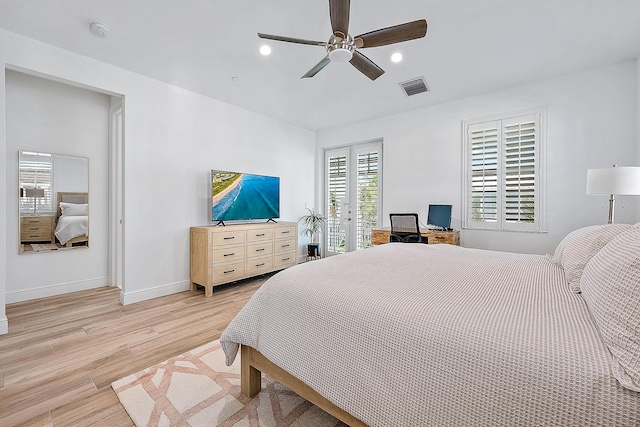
[281,230,290,234]
[223,236,235,240]
[256,248,265,252]
[256,233,265,237]
[256,263,265,267]
[282,257,290,261]
[282,244,290,248]
[223,253,235,257]
[223,269,235,274]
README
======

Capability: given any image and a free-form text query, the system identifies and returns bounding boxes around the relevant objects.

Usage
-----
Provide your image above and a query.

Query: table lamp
[586,165,640,223]
[24,188,45,215]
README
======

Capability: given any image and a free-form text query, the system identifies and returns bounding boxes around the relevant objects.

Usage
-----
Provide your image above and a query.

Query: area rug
[112,340,346,427]
[31,243,60,251]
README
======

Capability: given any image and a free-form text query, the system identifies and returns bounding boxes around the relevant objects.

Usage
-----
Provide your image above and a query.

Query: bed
[220,223,640,426]
[54,192,89,247]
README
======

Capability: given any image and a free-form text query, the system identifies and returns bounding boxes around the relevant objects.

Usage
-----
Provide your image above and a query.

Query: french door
[325,141,382,255]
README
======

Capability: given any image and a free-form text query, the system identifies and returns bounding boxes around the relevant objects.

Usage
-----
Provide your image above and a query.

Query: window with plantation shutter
[355,150,379,250]
[19,151,54,214]
[463,109,546,232]
[327,153,347,253]
[325,141,382,254]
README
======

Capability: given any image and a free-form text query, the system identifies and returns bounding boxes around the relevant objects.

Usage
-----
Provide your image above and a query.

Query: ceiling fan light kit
[258,0,426,80]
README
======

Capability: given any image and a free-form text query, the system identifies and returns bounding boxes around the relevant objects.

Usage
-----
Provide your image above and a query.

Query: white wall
[317,61,639,255]
[5,70,109,303]
[637,57,640,166]
[0,28,316,333]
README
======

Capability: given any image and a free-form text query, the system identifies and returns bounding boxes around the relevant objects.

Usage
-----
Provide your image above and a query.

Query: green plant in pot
[299,207,326,258]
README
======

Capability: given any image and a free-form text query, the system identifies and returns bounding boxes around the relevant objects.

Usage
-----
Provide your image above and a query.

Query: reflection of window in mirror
[19,151,54,215]
[19,151,89,255]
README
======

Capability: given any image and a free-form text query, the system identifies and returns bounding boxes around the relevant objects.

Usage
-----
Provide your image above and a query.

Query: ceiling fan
[258,0,427,81]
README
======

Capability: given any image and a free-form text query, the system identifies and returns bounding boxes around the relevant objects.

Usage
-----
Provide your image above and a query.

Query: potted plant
[299,207,326,258]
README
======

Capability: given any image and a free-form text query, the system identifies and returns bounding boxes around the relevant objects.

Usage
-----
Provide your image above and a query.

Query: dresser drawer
[246,241,273,258]
[212,230,245,246]
[274,251,296,268]
[21,216,54,243]
[246,228,273,242]
[213,245,245,264]
[246,255,273,275]
[21,230,53,241]
[274,238,296,254]
[212,261,245,283]
[274,225,296,240]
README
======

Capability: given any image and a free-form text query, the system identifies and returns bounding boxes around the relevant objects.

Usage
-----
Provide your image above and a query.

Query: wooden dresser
[371,227,460,246]
[190,222,298,296]
[20,215,55,244]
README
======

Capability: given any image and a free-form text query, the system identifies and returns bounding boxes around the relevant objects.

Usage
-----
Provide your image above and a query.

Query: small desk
[371,227,460,246]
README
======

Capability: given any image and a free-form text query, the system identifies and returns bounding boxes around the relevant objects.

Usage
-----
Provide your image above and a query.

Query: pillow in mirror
[60,202,87,216]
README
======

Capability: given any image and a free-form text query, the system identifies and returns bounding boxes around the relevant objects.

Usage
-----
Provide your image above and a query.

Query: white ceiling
[1,0,640,131]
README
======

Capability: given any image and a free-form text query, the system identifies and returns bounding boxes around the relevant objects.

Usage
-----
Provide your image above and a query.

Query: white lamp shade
[586,166,640,195]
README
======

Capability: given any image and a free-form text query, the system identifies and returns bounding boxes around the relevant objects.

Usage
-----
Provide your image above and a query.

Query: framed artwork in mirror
[18,151,89,254]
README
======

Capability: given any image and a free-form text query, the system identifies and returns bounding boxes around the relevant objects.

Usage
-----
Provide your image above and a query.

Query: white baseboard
[120,280,191,305]
[5,276,109,304]
[0,315,8,335]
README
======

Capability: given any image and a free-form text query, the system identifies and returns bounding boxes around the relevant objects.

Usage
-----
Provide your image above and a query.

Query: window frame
[462,108,547,233]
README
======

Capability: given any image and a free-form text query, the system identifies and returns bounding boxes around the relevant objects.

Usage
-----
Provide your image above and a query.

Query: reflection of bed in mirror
[55,192,89,247]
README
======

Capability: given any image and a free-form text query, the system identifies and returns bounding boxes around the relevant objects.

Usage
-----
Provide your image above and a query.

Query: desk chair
[389,213,424,243]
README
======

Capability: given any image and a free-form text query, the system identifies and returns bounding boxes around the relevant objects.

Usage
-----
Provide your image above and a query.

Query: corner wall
[0,28,316,332]
[317,61,639,255]
[5,70,110,303]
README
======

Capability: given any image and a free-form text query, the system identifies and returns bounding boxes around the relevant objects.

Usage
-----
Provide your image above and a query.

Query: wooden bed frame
[241,345,367,426]
[56,192,89,247]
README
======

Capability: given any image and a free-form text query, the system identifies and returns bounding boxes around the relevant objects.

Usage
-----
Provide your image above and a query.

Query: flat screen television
[211,170,280,223]
[427,204,452,229]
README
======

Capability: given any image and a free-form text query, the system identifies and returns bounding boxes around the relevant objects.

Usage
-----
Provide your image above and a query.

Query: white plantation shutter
[19,151,54,214]
[327,153,347,253]
[463,109,545,232]
[355,149,379,250]
[469,122,499,228]
[503,116,536,229]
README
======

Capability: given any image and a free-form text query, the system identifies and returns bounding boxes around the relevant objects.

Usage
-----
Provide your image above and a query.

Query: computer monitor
[427,204,452,229]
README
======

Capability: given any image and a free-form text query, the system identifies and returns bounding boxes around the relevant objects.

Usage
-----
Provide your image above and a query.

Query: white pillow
[552,224,632,292]
[580,227,640,392]
[60,202,88,216]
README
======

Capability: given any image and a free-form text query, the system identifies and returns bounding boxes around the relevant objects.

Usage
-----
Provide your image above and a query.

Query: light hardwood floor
[0,276,269,426]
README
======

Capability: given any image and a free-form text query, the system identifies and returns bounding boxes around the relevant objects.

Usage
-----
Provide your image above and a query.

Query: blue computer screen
[427,204,452,229]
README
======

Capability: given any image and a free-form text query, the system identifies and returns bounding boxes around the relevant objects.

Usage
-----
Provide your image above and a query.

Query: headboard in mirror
[19,151,89,254]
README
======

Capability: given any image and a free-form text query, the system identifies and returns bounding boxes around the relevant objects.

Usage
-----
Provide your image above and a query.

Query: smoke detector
[90,22,110,37]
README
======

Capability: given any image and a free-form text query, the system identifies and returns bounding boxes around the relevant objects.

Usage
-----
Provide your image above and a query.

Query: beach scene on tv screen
[211,171,279,221]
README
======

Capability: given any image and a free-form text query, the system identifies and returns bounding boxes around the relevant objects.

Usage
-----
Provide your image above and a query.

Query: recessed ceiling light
[259,45,272,56]
[390,52,403,63]
[89,22,110,38]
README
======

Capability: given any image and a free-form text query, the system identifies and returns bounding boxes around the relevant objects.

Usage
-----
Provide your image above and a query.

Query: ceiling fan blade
[349,51,384,81]
[354,19,427,48]
[329,0,350,37]
[258,33,328,46]
[302,56,332,78]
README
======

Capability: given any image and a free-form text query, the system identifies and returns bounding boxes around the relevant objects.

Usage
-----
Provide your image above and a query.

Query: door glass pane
[327,155,347,253]
[356,150,379,250]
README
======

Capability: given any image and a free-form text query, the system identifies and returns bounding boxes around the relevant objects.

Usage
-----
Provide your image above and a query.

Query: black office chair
[389,213,424,243]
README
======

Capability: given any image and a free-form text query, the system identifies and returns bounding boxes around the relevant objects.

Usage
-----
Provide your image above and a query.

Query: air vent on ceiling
[399,77,429,97]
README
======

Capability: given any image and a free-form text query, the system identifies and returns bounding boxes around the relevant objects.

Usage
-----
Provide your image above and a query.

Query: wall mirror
[19,151,89,254]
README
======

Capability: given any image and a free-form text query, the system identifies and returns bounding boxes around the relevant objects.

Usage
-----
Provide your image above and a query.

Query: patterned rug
[31,243,61,251]
[112,340,346,426]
